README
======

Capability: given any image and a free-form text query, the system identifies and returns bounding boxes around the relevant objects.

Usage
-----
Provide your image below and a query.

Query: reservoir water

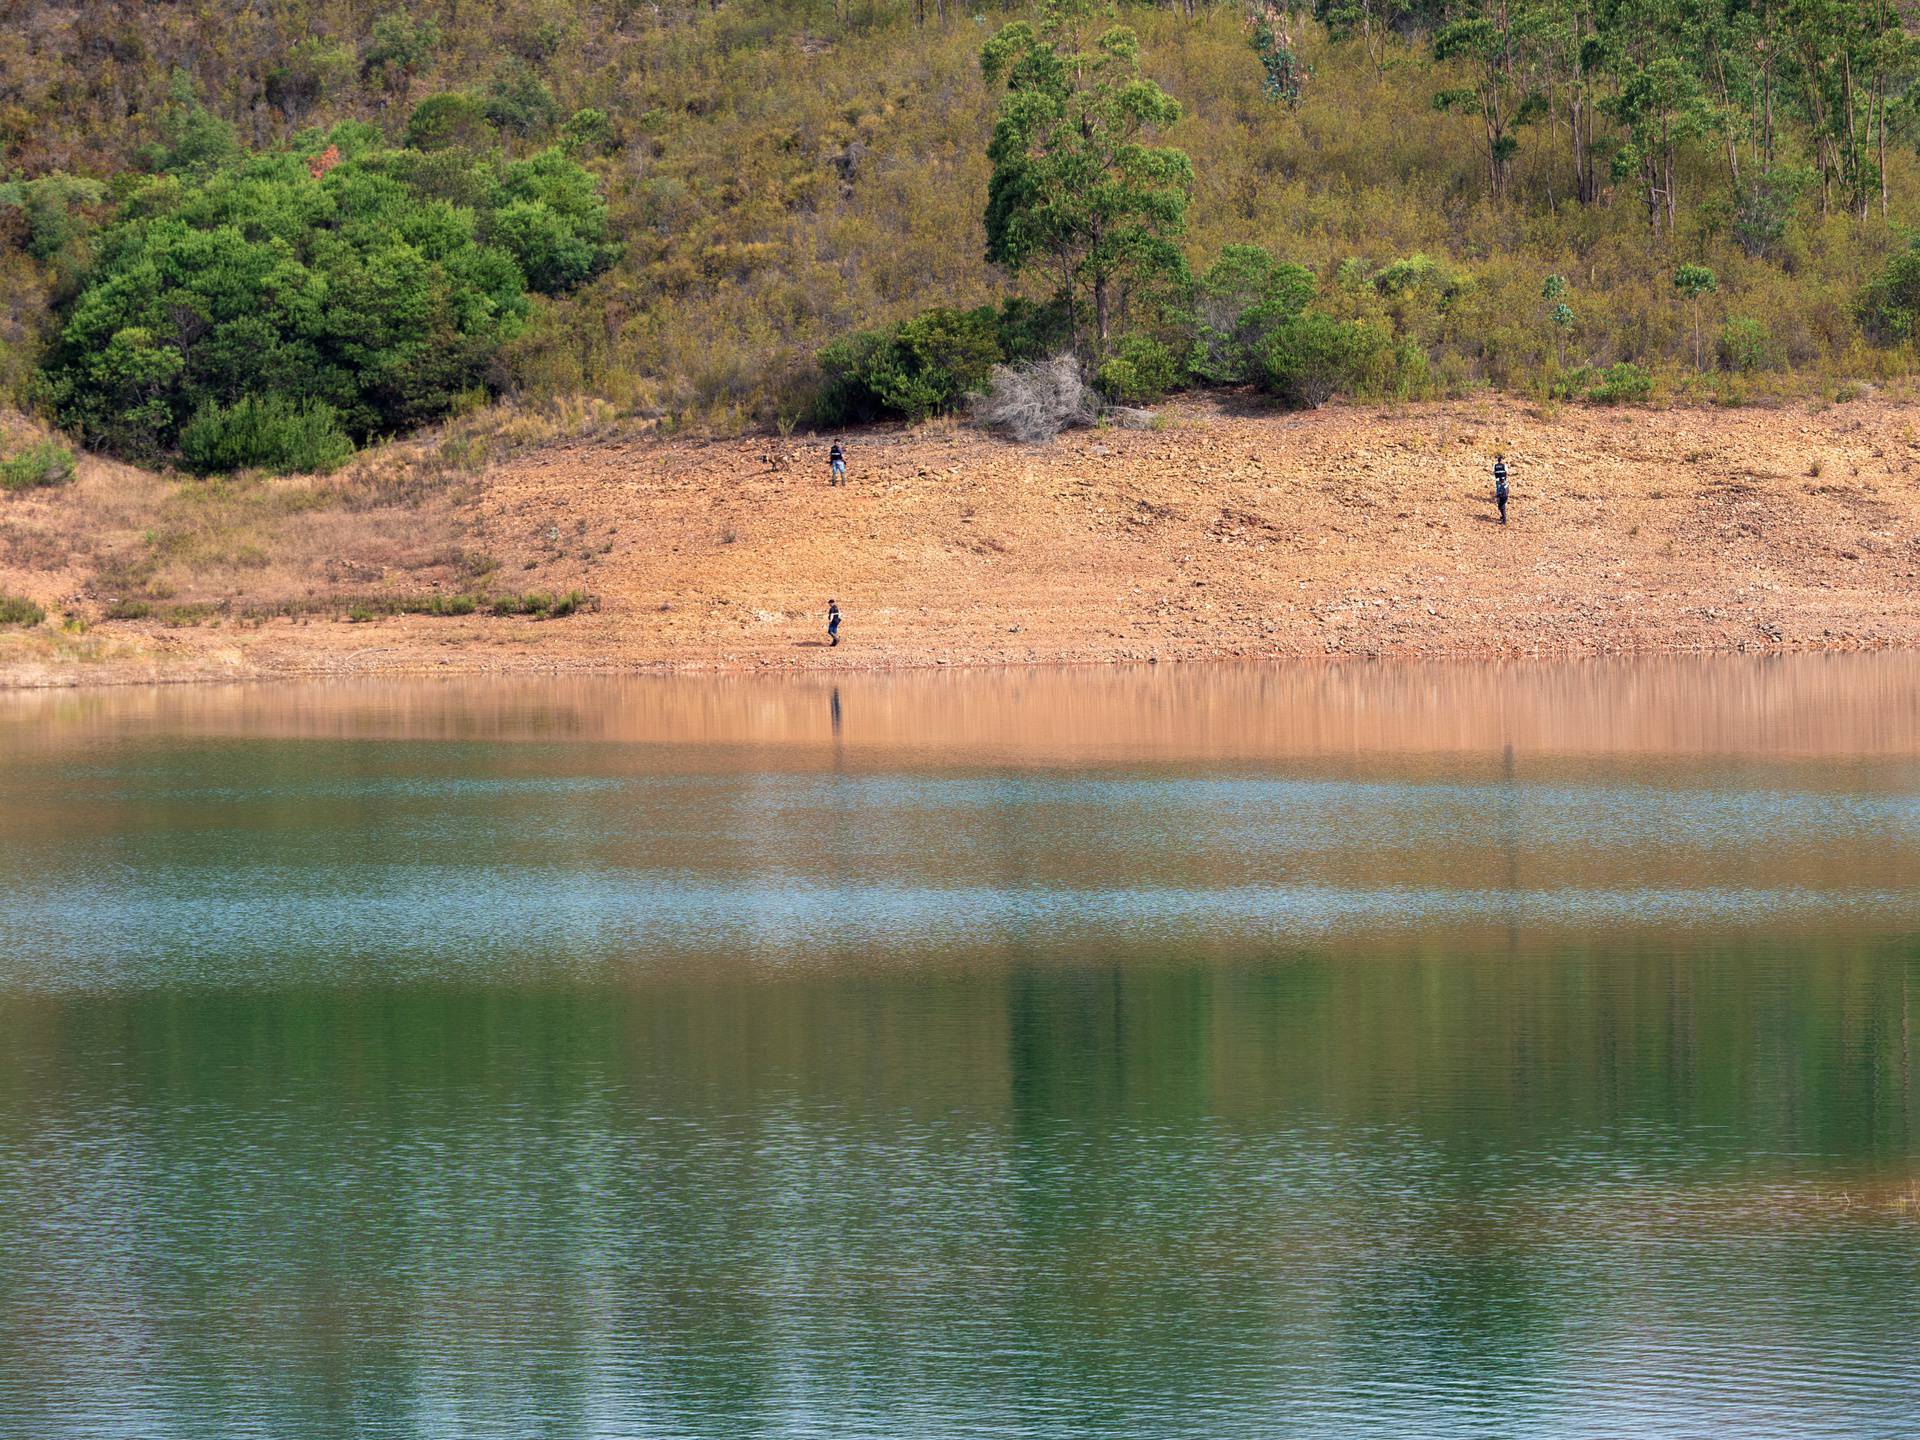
[2,658,1917,1438]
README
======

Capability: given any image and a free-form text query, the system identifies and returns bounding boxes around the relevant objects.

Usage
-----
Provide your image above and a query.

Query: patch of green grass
[0,593,46,626]
[491,589,591,617]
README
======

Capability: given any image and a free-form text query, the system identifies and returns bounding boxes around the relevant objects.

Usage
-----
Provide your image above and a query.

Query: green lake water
[1,660,1917,1438]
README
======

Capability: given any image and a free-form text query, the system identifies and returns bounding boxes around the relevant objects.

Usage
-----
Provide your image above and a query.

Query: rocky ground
[5,394,1920,686]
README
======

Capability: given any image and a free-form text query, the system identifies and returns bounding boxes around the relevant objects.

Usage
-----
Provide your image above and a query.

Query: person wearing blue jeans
[829,441,846,486]
[826,599,842,646]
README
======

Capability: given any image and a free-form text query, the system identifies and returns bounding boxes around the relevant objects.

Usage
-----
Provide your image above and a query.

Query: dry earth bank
[5,395,1920,686]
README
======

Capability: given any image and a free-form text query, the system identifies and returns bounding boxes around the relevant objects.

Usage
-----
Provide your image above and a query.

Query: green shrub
[0,593,45,626]
[404,93,495,152]
[1858,244,1920,344]
[815,306,1004,424]
[1190,245,1317,384]
[484,61,561,139]
[1720,316,1782,373]
[0,438,76,491]
[1097,334,1183,403]
[179,396,354,474]
[1373,252,1467,300]
[1588,361,1654,404]
[1256,312,1393,407]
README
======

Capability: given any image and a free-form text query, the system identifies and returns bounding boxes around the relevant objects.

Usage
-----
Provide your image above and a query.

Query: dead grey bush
[970,355,1101,443]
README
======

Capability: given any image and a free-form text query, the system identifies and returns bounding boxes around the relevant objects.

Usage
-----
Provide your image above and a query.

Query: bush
[814,306,1004,424]
[405,93,495,152]
[1097,334,1183,403]
[1858,244,1920,344]
[1189,246,1317,384]
[484,61,561,139]
[0,438,76,491]
[178,396,355,474]
[1256,312,1393,407]
[0,593,45,626]
[971,354,1100,443]
[1588,361,1654,404]
[1373,252,1467,300]
[1720,316,1782,373]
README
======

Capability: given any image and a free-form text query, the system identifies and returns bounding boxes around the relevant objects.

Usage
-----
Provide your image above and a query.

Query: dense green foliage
[18,95,612,467]
[814,298,1071,422]
[4,0,1920,445]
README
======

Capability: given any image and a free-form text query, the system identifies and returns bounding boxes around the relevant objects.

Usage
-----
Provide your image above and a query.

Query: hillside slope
[4,397,1919,686]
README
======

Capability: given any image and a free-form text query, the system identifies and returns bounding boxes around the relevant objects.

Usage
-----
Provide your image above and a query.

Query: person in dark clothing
[826,599,842,646]
[1493,454,1510,525]
[829,442,846,486]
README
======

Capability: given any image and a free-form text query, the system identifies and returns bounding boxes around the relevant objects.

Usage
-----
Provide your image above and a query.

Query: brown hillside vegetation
[5,396,1920,686]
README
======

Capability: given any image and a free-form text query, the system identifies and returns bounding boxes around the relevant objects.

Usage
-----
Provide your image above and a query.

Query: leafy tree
[1541,273,1574,367]
[560,109,616,157]
[1096,333,1182,401]
[0,174,105,274]
[1250,14,1308,106]
[36,125,612,466]
[1432,5,1545,201]
[1730,167,1809,258]
[1674,263,1718,367]
[816,306,1004,423]
[490,148,621,295]
[138,74,243,179]
[980,0,1193,356]
[1605,55,1716,231]
[179,395,354,474]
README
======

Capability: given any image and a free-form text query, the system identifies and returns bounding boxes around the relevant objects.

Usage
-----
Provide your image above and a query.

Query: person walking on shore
[829,441,846,486]
[826,599,842,647]
[1493,454,1510,525]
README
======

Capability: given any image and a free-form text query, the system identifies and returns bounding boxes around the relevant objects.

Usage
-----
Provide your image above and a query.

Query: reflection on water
[1,658,1917,1439]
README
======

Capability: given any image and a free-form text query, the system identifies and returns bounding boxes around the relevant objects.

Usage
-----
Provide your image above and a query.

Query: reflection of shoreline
[8,653,1920,760]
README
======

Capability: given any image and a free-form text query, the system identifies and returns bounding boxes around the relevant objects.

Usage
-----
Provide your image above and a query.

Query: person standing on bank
[826,599,842,647]
[829,441,846,486]
[1493,453,1510,525]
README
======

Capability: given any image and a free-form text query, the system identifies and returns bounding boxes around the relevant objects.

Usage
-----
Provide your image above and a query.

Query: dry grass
[0,402,621,623]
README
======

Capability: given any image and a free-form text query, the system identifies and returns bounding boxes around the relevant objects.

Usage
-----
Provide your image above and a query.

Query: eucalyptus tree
[980,0,1193,356]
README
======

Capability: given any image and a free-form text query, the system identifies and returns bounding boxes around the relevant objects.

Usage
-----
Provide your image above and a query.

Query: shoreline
[1,623,1907,692]
[6,395,1920,689]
